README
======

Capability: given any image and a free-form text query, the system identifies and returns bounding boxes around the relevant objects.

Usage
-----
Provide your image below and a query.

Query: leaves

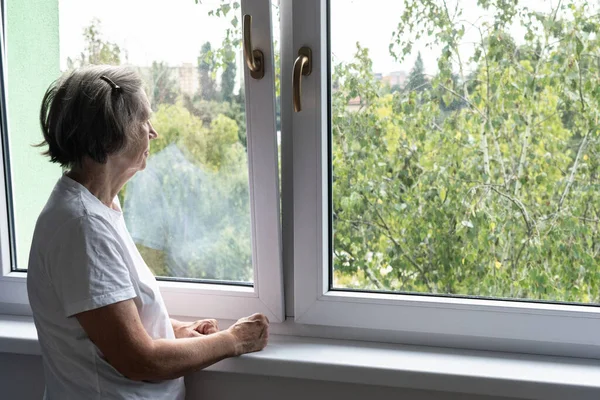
[331,0,600,302]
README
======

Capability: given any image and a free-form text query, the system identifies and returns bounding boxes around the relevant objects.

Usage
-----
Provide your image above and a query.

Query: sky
[59,0,569,76]
[59,0,240,70]
[330,0,561,76]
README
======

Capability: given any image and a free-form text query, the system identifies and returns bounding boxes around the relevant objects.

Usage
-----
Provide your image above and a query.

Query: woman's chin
[138,153,149,170]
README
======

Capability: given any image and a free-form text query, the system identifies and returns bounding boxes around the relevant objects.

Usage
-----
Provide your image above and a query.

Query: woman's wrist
[216,330,239,357]
[170,318,183,336]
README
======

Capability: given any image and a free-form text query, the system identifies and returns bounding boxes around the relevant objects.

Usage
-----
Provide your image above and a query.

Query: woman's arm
[76,299,268,382]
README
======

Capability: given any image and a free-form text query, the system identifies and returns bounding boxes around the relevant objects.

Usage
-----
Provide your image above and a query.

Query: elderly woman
[26,65,269,400]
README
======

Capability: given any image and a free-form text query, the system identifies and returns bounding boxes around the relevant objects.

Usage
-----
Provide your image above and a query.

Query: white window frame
[290,0,600,358]
[0,0,285,323]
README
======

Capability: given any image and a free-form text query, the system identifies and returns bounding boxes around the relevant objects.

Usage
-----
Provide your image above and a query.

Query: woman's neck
[67,158,134,209]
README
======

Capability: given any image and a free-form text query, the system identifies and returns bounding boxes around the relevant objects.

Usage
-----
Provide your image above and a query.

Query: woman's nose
[149,121,159,140]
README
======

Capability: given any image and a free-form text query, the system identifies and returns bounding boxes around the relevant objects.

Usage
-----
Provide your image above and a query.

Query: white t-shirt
[27,175,185,400]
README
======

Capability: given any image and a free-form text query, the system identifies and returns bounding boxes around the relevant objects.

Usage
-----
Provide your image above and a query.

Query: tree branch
[469,185,537,237]
[437,84,486,119]
[334,247,383,290]
[357,194,430,287]
[557,132,591,213]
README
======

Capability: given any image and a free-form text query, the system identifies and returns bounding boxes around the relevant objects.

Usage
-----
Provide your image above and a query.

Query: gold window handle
[293,47,312,112]
[243,14,265,80]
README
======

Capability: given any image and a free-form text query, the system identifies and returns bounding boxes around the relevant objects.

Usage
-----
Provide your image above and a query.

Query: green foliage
[205,114,240,169]
[150,101,243,172]
[220,49,237,102]
[67,18,121,68]
[199,41,217,100]
[333,0,600,302]
[150,101,206,159]
[183,96,246,148]
[206,1,242,72]
[148,61,179,110]
[405,52,429,92]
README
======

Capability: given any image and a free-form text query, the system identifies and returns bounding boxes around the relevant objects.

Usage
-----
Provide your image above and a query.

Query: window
[291,0,600,356]
[2,0,600,358]
[0,0,283,322]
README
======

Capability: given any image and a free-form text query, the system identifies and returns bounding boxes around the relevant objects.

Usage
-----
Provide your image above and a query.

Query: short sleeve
[47,215,136,317]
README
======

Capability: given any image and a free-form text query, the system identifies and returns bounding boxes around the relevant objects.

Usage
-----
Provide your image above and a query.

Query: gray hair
[39,65,150,168]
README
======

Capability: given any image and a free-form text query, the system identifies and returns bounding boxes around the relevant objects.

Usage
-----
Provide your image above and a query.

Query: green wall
[7,0,61,269]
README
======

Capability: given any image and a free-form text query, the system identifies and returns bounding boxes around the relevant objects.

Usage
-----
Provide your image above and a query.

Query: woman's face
[122,92,158,173]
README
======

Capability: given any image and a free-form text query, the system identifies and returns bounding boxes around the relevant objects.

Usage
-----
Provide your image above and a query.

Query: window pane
[6,0,62,271]
[330,0,600,302]
[56,0,252,283]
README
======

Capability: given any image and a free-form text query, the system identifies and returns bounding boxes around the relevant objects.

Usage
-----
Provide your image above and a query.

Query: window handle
[243,14,265,80]
[293,47,312,112]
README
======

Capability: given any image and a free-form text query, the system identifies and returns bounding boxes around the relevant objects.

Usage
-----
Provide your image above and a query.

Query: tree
[437,72,463,112]
[67,18,121,68]
[220,49,237,103]
[405,52,428,92]
[148,61,179,110]
[198,41,217,101]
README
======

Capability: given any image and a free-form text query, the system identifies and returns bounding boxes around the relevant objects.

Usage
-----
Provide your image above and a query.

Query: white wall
[0,353,520,400]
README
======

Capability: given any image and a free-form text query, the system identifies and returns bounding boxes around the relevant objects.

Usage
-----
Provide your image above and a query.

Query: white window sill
[2,315,600,399]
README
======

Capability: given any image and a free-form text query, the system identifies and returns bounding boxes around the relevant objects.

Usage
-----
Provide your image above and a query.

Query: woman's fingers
[194,319,219,335]
[173,319,219,338]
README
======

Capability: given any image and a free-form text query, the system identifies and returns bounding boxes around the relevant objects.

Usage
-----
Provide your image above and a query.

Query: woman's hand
[226,313,269,356]
[171,318,219,339]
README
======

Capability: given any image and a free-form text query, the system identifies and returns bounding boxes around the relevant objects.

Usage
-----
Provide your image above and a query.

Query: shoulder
[35,208,120,260]
[31,181,85,249]
[58,214,120,249]
[34,177,121,245]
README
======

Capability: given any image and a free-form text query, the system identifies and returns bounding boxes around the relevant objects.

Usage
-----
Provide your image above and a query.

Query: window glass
[6,0,62,271]
[330,0,600,303]
[64,0,253,282]
[9,0,255,284]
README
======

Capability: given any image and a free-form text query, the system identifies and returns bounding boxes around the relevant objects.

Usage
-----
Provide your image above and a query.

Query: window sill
[2,314,600,399]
